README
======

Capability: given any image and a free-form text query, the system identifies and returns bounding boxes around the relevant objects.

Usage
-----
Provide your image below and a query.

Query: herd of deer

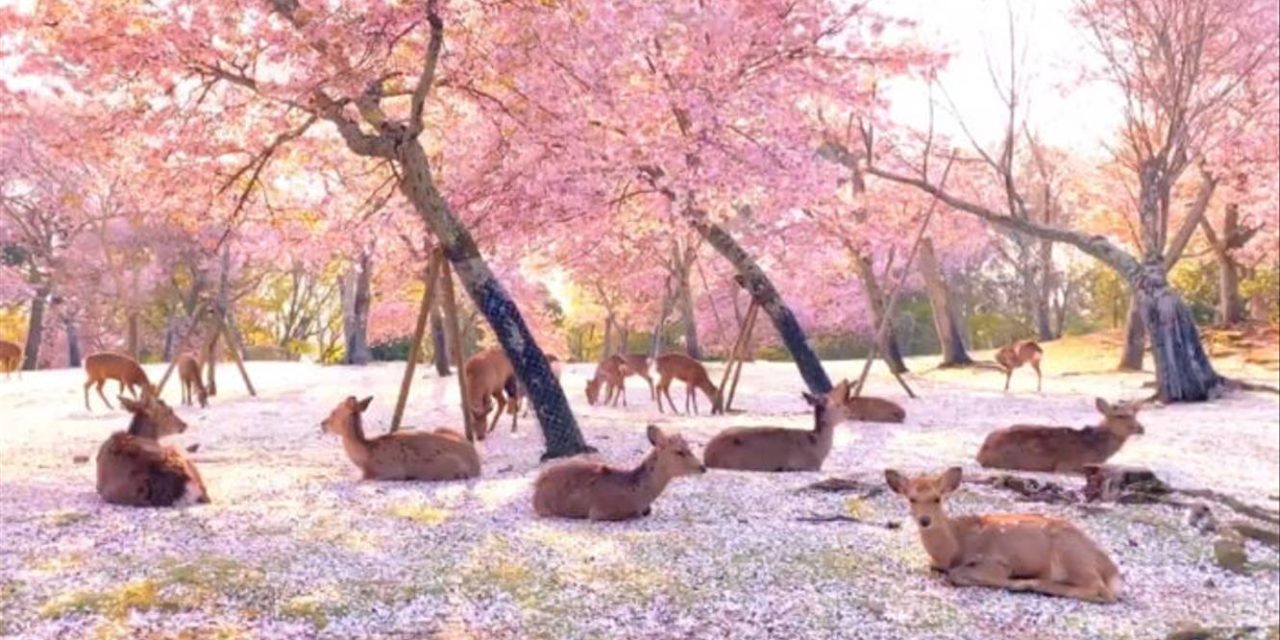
[5,336,1145,604]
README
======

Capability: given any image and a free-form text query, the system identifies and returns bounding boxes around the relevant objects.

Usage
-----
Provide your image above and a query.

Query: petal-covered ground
[1,345,1277,639]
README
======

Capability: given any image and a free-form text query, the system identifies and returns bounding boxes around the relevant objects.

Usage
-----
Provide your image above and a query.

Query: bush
[369,337,414,362]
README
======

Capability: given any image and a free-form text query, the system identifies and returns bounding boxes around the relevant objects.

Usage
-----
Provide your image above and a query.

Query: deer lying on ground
[463,347,517,437]
[84,352,154,411]
[655,353,722,415]
[996,339,1044,392]
[0,339,21,379]
[846,395,907,423]
[533,425,705,520]
[176,353,208,408]
[321,396,480,481]
[885,466,1121,603]
[976,398,1146,473]
[96,389,209,507]
[704,380,855,472]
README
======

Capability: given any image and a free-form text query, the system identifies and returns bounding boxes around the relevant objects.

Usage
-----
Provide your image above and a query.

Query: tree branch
[407,0,444,137]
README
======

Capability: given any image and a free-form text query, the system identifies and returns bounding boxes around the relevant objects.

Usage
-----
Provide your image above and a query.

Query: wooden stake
[391,250,443,432]
[155,301,208,393]
[716,299,754,400]
[725,301,759,411]
[439,260,474,441]
[220,309,257,397]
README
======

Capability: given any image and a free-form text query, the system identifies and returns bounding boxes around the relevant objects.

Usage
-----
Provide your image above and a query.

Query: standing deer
[533,425,705,520]
[996,339,1044,392]
[320,396,480,481]
[463,347,516,437]
[176,353,208,408]
[655,353,722,415]
[704,380,854,471]
[976,398,1146,473]
[84,352,154,411]
[885,466,1121,603]
[0,339,20,379]
[96,389,209,507]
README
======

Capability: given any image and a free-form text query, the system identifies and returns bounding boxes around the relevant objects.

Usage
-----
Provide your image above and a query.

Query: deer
[611,353,656,404]
[320,396,481,481]
[96,388,209,507]
[996,339,1044,392]
[976,398,1146,473]
[585,355,629,407]
[885,466,1121,604]
[0,339,21,379]
[463,346,517,437]
[846,395,907,423]
[655,353,723,415]
[176,353,208,408]
[704,380,856,472]
[533,425,705,520]
[84,352,154,411]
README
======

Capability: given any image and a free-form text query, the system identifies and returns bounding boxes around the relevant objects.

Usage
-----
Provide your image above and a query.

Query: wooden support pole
[439,261,474,441]
[716,299,755,402]
[391,251,443,432]
[155,301,208,394]
[220,310,257,397]
[725,301,760,411]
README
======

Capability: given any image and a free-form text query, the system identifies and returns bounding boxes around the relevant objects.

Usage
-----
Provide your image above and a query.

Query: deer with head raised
[655,353,722,415]
[977,398,1146,473]
[885,466,1121,603]
[0,339,21,379]
[321,396,481,481]
[96,388,209,507]
[533,425,705,521]
[176,353,208,408]
[704,380,856,472]
[996,339,1044,392]
[84,352,154,411]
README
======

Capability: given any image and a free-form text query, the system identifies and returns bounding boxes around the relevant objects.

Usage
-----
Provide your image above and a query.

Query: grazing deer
[585,355,629,407]
[976,398,1146,473]
[320,396,481,481]
[463,347,517,437]
[533,425,705,520]
[996,339,1044,392]
[612,353,656,404]
[885,466,1121,603]
[96,389,209,507]
[176,353,208,408]
[655,353,723,415]
[84,352,154,411]
[0,339,21,379]
[704,380,857,471]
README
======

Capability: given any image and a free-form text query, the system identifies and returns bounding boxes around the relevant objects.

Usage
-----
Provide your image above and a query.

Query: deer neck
[626,450,671,505]
[810,404,837,457]
[918,512,964,570]
[338,415,374,470]
[126,414,159,440]
[1088,422,1129,457]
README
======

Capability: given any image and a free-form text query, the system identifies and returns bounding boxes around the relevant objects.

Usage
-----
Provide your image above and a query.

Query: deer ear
[357,396,374,412]
[940,467,963,494]
[1095,397,1111,414]
[119,396,142,413]
[646,424,666,446]
[884,469,907,494]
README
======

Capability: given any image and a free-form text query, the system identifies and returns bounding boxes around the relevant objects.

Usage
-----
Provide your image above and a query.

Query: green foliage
[1080,265,1128,330]
[1168,261,1218,324]
[968,311,1033,351]
[369,337,413,361]
[1242,266,1279,325]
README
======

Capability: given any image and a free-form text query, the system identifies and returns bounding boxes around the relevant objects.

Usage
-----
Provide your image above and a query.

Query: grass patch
[280,589,350,630]
[44,510,90,527]
[386,502,450,526]
[39,578,180,620]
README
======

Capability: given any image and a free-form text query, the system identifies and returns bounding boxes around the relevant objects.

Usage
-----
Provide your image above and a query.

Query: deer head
[646,425,706,477]
[322,396,373,436]
[120,389,188,439]
[585,378,602,405]
[1095,398,1145,436]
[885,466,963,530]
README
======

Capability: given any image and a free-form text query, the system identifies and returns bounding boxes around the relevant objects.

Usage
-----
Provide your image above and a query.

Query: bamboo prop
[724,300,760,411]
[715,298,756,408]
[155,300,209,393]
[220,309,258,397]
[439,260,474,441]
[391,250,443,432]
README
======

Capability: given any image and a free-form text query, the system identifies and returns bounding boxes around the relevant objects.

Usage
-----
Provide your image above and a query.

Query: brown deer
[0,339,21,379]
[533,425,705,520]
[463,346,517,437]
[320,396,481,481]
[996,339,1044,392]
[885,467,1121,603]
[704,380,855,472]
[585,355,629,406]
[655,353,722,415]
[176,353,208,408]
[976,398,1146,473]
[84,352,154,411]
[96,389,209,507]
[847,396,907,423]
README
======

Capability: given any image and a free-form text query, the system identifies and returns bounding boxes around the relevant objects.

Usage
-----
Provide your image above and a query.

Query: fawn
[533,425,705,520]
[704,380,854,472]
[885,467,1121,603]
[976,398,1146,473]
[84,352,154,411]
[655,353,723,415]
[996,339,1044,392]
[176,353,208,408]
[0,339,21,379]
[96,388,209,507]
[320,396,481,481]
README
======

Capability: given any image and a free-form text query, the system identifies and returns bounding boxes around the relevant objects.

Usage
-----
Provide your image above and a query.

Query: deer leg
[1032,361,1043,392]
[96,380,114,410]
[944,560,1032,592]
[488,392,505,434]
[620,379,628,407]
[689,385,700,415]
[643,374,656,401]
[84,380,94,411]
[664,384,680,415]
[1020,576,1118,604]
[1003,369,1013,392]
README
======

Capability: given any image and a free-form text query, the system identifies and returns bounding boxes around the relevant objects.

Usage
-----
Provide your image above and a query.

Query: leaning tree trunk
[1117,294,1146,371]
[1132,265,1222,401]
[919,238,973,366]
[342,248,373,365]
[21,285,49,371]
[396,140,590,459]
[690,217,832,394]
[430,305,450,375]
[677,263,702,359]
[852,250,908,374]
[64,315,81,368]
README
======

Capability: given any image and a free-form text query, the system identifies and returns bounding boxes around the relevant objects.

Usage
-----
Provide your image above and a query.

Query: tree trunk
[601,314,615,359]
[1034,240,1054,341]
[395,140,589,459]
[342,248,373,365]
[1118,293,1146,371]
[64,315,81,368]
[618,322,631,355]
[162,309,177,362]
[677,262,702,359]
[430,305,450,375]
[126,311,141,360]
[1133,265,1222,402]
[851,249,908,374]
[918,238,973,366]
[649,276,676,358]
[1218,258,1244,326]
[21,285,49,371]
[690,217,832,394]
[204,328,219,396]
